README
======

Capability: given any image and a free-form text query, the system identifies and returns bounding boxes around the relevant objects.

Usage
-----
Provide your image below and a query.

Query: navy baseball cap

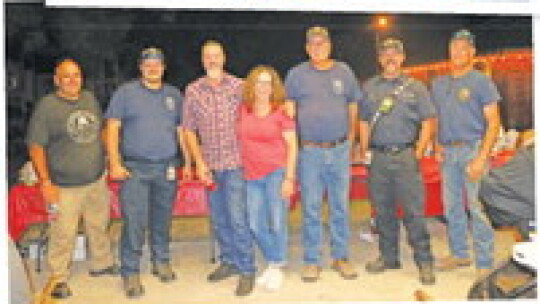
[140,47,165,62]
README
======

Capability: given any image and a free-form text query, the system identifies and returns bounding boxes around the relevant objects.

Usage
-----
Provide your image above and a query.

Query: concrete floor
[23,201,517,303]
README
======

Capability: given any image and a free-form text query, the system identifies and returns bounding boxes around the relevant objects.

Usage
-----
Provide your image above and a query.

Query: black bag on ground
[468,145,536,300]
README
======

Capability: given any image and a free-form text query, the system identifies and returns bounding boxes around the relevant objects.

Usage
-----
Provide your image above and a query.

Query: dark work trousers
[368,148,434,267]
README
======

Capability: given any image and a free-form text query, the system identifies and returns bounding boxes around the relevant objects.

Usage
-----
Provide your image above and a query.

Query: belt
[443,140,476,147]
[371,143,413,154]
[301,136,347,148]
[123,156,177,164]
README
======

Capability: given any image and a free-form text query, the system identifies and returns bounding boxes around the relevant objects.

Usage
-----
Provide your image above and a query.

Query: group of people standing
[25,25,501,300]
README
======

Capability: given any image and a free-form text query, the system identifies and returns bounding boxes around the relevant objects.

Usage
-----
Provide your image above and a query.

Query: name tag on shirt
[166,166,176,181]
[332,79,344,95]
[165,96,175,111]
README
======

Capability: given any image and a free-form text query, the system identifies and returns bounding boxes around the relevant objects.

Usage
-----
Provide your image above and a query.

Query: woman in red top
[238,65,297,291]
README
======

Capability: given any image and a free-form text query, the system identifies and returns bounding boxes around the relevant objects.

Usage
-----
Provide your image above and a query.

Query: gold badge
[458,87,471,102]
[380,96,395,114]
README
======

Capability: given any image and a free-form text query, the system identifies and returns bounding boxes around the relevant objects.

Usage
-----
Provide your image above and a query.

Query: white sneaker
[265,267,284,291]
[256,266,271,286]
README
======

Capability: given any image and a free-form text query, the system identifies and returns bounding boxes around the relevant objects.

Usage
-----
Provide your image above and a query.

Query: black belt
[123,156,177,164]
[301,136,347,148]
[371,143,413,154]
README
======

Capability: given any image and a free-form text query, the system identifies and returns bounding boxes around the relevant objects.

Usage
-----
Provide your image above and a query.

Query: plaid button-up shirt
[183,73,244,171]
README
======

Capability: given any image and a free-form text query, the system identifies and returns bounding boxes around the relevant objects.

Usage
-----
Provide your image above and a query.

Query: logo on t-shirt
[458,87,471,102]
[66,110,100,144]
[332,79,344,95]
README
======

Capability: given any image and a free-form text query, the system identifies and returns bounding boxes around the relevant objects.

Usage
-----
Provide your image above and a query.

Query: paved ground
[22,201,517,303]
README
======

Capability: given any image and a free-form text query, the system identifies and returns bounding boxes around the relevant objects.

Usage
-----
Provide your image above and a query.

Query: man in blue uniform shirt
[285,26,363,282]
[105,47,191,298]
[358,38,436,285]
[431,30,501,279]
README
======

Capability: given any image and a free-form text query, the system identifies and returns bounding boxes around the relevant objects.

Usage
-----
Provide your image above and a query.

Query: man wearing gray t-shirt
[26,59,117,299]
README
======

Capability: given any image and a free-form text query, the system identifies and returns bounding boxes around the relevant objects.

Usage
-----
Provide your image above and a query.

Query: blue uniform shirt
[431,70,501,144]
[105,80,183,161]
[360,75,436,146]
[285,61,363,142]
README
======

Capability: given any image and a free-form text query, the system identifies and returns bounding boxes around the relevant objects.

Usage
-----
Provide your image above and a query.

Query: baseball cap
[306,26,330,42]
[140,47,165,62]
[450,29,475,46]
[378,37,404,54]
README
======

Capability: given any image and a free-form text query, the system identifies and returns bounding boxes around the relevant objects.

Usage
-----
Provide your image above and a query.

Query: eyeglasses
[255,80,272,85]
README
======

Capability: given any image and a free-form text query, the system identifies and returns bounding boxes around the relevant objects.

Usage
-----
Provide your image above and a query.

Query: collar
[376,74,408,86]
[200,73,234,91]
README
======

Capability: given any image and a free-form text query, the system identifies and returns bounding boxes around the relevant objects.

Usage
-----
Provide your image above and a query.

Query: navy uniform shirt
[105,80,183,161]
[431,70,501,145]
[285,61,363,142]
[360,75,436,146]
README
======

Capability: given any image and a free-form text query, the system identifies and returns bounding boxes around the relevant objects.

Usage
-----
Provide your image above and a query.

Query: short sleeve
[414,81,437,120]
[277,109,295,131]
[105,86,127,120]
[342,64,364,104]
[358,81,374,122]
[26,99,49,146]
[182,85,198,132]
[284,69,299,102]
[477,75,501,106]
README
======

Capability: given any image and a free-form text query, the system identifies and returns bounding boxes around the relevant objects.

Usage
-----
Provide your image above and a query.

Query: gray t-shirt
[26,90,105,186]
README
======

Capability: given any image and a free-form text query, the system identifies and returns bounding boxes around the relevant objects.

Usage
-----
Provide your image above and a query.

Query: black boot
[365,257,401,274]
[419,262,436,285]
[51,282,72,299]
[207,263,240,282]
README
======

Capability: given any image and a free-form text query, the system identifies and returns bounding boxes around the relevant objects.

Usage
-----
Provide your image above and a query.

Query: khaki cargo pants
[47,175,114,282]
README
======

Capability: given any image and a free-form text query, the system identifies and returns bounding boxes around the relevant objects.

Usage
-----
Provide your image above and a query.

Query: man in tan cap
[284,26,363,282]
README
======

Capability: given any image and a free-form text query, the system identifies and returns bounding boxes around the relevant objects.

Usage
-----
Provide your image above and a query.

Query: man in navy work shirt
[431,30,501,279]
[105,47,190,298]
[358,38,436,285]
[285,26,363,282]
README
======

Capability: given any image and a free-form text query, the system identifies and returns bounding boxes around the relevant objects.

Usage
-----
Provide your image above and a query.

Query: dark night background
[4,3,533,184]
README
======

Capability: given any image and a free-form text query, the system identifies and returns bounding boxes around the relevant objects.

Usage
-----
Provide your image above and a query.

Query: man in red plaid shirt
[183,40,256,297]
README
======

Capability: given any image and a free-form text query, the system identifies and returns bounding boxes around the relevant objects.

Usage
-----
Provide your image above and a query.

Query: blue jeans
[119,161,177,277]
[246,168,288,265]
[442,142,494,269]
[209,168,255,274]
[299,141,351,265]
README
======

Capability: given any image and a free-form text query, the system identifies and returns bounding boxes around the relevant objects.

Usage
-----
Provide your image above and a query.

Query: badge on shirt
[457,87,471,102]
[380,96,395,114]
[165,96,175,111]
[332,79,344,95]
